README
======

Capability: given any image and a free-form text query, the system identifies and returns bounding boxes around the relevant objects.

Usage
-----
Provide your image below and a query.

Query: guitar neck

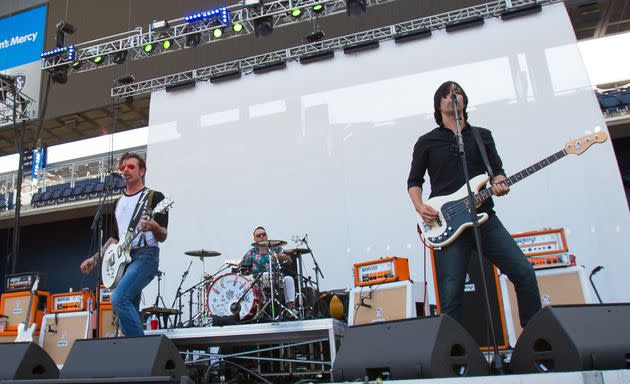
[476,149,567,204]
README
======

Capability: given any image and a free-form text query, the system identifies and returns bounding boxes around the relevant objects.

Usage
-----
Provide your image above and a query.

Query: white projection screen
[140,3,630,315]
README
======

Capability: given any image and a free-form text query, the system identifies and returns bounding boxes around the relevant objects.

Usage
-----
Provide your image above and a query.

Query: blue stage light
[184,6,229,25]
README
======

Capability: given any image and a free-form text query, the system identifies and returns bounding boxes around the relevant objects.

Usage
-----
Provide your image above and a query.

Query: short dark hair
[433,81,468,126]
[119,152,146,172]
[253,226,265,236]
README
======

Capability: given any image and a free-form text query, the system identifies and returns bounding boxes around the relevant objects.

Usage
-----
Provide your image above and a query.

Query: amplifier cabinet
[347,280,427,326]
[501,266,592,347]
[0,291,49,332]
[38,311,91,365]
[99,304,120,338]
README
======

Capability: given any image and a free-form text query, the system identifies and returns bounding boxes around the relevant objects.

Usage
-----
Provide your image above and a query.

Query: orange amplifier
[97,285,112,304]
[354,257,410,287]
[51,290,93,313]
[0,290,49,332]
[512,228,568,257]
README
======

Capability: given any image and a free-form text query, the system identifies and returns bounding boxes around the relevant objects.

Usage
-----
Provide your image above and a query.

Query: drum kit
[170,239,323,327]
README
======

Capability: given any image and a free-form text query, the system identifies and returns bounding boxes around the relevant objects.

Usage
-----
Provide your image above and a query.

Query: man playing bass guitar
[407,81,541,327]
[80,152,168,336]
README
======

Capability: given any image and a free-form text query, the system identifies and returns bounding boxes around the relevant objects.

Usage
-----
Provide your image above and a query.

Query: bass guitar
[418,131,607,248]
[101,198,174,289]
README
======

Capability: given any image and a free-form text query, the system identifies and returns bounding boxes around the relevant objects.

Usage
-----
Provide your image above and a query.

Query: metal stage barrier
[146,318,346,381]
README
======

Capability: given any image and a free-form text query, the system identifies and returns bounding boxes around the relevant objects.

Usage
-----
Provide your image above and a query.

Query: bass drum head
[206,273,260,320]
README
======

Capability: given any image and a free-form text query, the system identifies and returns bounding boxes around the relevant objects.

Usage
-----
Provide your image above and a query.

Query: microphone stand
[171,260,192,328]
[589,266,604,304]
[303,237,323,292]
[450,93,503,374]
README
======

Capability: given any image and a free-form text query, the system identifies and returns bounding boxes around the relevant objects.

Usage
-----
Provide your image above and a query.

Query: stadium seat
[31,192,42,207]
[41,191,52,205]
[60,187,73,202]
[72,185,84,200]
[0,195,6,210]
[51,189,63,204]
[94,182,105,196]
[83,183,95,198]
[7,192,13,210]
[598,93,621,113]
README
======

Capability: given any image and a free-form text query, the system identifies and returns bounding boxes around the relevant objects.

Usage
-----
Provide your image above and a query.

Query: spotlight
[115,74,135,85]
[143,43,154,53]
[253,16,273,38]
[92,55,104,65]
[243,0,263,7]
[312,3,324,13]
[149,20,169,31]
[445,16,484,32]
[185,33,201,47]
[233,22,244,32]
[162,39,173,50]
[306,29,325,43]
[346,0,366,16]
[290,8,302,18]
[212,28,223,39]
[112,50,127,64]
[56,20,76,35]
[50,66,69,84]
[71,60,82,69]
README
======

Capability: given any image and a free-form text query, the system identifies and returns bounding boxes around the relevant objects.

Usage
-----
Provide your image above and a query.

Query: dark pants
[434,214,541,327]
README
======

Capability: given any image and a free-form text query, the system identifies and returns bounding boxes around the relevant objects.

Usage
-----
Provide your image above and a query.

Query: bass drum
[206,273,261,321]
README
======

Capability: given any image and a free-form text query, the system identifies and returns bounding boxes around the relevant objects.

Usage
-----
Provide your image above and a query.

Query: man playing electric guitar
[80,152,168,336]
[407,81,541,327]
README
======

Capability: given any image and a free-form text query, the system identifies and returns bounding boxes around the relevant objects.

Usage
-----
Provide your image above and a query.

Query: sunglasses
[255,232,267,238]
[119,163,137,172]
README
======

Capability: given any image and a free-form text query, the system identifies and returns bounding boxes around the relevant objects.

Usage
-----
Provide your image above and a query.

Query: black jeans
[434,214,541,327]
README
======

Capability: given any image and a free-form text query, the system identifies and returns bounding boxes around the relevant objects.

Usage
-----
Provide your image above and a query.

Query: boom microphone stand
[450,92,503,373]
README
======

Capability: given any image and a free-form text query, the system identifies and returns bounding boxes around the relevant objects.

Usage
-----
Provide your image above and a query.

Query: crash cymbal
[284,248,311,256]
[251,239,287,248]
[185,249,222,258]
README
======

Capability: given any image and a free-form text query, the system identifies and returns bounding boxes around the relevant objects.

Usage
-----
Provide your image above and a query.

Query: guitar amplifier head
[0,291,49,331]
[353,257,410,287]
[97,285,112,304]
[4,272,47,293]
[51,290,93,313]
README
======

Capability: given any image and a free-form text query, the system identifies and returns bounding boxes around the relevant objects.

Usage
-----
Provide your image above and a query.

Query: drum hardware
[171,260,193,328]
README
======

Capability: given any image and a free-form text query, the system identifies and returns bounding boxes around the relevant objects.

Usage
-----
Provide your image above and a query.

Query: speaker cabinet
[332,315,489,381]
[347,280,427,326]
[0,342,59,380]
[99,304,120,338]
[431,250,509,349]
[39,311,91,365]
[61,335,188,379]
[0,291,49,332]
[501,267,589,346]
[510,304,630,373]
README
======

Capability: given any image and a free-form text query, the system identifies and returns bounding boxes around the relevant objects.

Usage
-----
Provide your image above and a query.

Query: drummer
[240,226,296,310]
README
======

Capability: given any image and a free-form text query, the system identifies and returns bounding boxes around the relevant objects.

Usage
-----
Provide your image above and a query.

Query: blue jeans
[110,247,159,337]
[434,214,541,327]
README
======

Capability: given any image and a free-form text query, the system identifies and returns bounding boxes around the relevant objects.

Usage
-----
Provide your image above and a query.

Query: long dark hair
[433,81,468,125]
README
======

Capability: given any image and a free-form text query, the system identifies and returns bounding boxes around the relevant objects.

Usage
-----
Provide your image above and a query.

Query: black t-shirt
[111,188,168,245]
[407,124,506,213]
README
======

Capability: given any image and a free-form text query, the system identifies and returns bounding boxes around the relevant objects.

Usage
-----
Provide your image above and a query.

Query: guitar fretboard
[475,149,567,204]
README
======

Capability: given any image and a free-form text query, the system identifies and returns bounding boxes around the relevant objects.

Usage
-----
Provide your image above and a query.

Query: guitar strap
[470,125,495,179]
[127,188,151,241]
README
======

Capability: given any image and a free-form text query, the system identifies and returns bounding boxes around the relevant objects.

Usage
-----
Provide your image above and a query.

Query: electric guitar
[101,198,174,289]
[15,275,40,342]
[418,131,607,248]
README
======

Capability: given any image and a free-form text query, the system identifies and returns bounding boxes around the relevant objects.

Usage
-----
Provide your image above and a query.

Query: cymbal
[251,239,287,248]
[284,248,311,256]
[185,249,221,258]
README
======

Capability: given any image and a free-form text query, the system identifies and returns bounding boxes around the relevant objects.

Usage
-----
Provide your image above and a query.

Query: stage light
[162,39,173,50]
[306,29,325,43]
[290,8,302,18]
[233,22,243,32]
[212,28,223,39]
[149,20,169,31]
[394,28,432,44]
[143,43,154,53]
[346,0,366,16]
[253,16,273,38]
[185,33,201,47]
[243,0,262,7]
[299,49,334,64]
[112,50,127,64]
[500,3,542,20]
[115,74,135,85]
[92,55,104,65]
[50,66,68,84]
[56,20,76,35]
[343,40,378,54]
[445,16,484,32]
[312,3,324,13]
[71,60,82,69]
[184,6,229,25]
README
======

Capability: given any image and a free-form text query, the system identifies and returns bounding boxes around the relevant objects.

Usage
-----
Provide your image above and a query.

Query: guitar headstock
[152,198,174,216]
[564,131,608,155]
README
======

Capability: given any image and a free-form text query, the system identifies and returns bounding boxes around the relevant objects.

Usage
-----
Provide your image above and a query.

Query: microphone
[591,265,604,275]
[450,91,458,106]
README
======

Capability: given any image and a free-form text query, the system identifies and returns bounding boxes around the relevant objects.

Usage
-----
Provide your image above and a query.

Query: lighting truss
[42,0,396,74]
[0,77,37,126]
[111,0,560,99]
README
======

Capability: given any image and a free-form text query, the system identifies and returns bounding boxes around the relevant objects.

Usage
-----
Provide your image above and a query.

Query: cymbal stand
[257,252,296,321]
[303,237,323,292]
[171,260,192,327]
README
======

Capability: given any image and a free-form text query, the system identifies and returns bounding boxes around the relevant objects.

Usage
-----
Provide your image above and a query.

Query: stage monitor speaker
[431,250,509,349]
[60,335,188,379]
[332,315,489,381]
[0,341,59,380]
[510,304,630,373]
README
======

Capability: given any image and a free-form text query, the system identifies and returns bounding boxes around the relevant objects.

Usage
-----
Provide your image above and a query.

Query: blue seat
[51,189,63,204]
[0,195,6,210]
[60,187,73,202]
[116,176,125,191]
[72,185,84,199]
[83,183,95,197]
[41,190,52,205]
[31,192,42,206]
[619,90,630,107]
[6,192,13,210]
[94,182,105,195]
[598,93,621,113]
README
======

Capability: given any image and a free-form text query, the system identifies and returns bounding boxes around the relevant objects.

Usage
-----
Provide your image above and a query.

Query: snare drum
[206,273,261,320]
[259,271,285,290]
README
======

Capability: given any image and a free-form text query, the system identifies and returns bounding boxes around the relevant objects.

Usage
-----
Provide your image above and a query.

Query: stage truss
[0,77,37,127]
[110,0,560,99]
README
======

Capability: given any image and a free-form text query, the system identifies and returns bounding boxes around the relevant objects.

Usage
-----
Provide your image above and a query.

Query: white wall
[141,3,629,315]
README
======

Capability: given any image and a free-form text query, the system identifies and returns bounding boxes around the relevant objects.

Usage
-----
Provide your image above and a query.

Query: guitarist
[79,152,168,336]
[407,81,541,327]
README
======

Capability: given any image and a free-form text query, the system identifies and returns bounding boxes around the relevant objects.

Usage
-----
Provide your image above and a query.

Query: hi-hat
[251,240,287,248]
[284,248,311,256]
[185,249,222,258]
